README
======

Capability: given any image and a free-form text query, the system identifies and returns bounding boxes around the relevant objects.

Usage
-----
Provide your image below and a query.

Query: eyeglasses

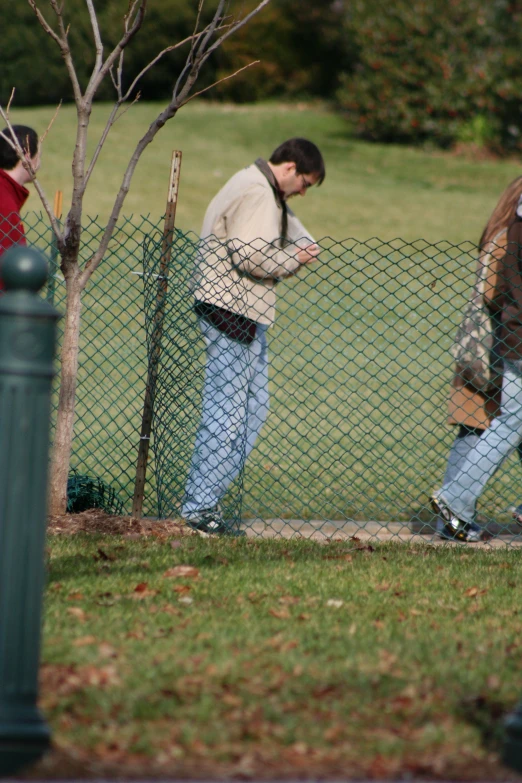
[299,173,314,190]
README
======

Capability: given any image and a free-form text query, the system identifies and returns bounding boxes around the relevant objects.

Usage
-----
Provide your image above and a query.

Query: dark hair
[479,175,522,249]
[269,137,325,185]
[0,125,39,170]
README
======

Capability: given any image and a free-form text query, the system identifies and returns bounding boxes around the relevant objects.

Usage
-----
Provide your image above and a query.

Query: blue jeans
[182,319,269,518]
[437,361,522,523]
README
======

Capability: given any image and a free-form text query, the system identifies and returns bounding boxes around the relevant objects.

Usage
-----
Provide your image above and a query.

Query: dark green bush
[212,0,351,102]
[0,0,349,107]
[337,0,522,150]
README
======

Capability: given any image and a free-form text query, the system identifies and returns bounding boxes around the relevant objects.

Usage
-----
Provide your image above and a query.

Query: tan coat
[192,164,315,325]
[448,231,507,428]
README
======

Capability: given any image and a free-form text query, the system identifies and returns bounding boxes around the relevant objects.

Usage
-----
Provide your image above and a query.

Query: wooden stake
[53,190,63,220]
[132,151,182,518]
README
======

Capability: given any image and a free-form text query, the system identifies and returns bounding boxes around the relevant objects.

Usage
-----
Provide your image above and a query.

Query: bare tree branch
[39,101,62,146]
[84,26,218,193]
[85,0,104,80]
[190,0,206,57]
[84,0,147,103]
[83,93,141,189]
[122,31,212,102]
[179,60,260,106]
[27,0,84,103]
[27,0,64,49]
[5,88,16,116]
[194,0,227,59]
[200,0,272,63]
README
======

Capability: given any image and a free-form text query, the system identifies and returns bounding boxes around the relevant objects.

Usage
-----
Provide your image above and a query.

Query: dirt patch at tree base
[47,509,192,538]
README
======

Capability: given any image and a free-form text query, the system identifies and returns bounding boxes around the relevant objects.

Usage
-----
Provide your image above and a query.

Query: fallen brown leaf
[98,643,118,659]
[163,565,200,579]
[130,582,158,600]
[269,607,291,620]
[375,582,391,592]
[67,607,86,622]
[95,547,116,562]
[72,635,97,647]
[134,582,149,593]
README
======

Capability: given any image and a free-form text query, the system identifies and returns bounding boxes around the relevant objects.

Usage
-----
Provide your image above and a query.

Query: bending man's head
[268,138,325,199]
[0,125,40,183]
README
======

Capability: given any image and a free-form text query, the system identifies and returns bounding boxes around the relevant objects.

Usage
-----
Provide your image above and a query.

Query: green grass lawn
[9,100,522,242]
[31,524,522,779]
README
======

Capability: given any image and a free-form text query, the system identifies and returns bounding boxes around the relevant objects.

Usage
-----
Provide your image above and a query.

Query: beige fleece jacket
[191,163,316,325]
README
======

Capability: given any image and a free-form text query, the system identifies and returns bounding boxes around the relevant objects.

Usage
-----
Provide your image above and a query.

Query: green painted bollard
[503,704,522,772]
[0,246,60,775]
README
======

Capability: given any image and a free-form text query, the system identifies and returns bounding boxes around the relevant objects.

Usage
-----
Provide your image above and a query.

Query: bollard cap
[1,246,49,293]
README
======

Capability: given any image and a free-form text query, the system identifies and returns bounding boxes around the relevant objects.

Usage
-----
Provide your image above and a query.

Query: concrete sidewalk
[244,518,522,546]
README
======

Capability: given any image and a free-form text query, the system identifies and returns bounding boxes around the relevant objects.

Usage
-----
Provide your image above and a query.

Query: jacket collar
[0,169,30,209]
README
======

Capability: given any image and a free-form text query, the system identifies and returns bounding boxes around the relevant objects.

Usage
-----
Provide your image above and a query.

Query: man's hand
[296,243,320,265]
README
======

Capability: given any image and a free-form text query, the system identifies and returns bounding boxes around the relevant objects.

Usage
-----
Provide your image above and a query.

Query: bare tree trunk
[48,275,83,514]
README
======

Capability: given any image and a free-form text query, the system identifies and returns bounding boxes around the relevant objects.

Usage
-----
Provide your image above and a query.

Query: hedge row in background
[339,0,522,150]
[3,0,522,152]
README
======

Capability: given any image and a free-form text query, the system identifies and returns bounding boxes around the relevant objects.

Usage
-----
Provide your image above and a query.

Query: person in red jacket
[0,125,40,272]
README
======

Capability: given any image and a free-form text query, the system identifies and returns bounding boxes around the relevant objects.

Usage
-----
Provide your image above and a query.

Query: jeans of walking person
[436,361,522,524]
[182,318,269,519]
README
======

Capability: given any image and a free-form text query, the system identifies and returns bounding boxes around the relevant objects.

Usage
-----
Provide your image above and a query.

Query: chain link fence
[25,212,164,518]
[21,213,522,543]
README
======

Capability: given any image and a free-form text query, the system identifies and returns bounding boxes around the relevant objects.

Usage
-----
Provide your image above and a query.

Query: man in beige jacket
[182,138,325,535]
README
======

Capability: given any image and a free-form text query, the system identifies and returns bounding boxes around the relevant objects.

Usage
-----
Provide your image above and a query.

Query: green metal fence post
[0,245,60,775]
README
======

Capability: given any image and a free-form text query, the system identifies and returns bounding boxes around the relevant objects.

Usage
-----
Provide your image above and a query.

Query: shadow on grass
[459,693,507,751]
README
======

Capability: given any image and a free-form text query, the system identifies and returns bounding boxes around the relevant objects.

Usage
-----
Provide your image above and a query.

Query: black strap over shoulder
[254,158,288,246]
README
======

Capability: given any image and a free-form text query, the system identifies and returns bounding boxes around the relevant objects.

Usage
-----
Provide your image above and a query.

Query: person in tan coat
[433,176,522,540]
[182,138,325,535]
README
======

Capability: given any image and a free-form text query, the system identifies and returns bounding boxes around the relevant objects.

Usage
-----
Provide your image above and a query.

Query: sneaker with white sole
[430,495,491,542]
[185,507,227,535]
[185,507,246,537]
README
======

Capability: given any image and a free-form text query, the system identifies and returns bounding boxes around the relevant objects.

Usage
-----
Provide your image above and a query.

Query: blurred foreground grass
[33,529,522,779]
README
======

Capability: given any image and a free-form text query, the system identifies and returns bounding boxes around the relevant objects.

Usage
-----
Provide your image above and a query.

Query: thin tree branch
[83,92,141,189]
[84,0,147,103]
[84,27,216,193]
[179,61,260,106]
[122,32,210,102]
[27,0,64,48]
[194,0,227,61]
[115,50,125,99]
[190,0,206,57]
[85,0,104,77]
[201,0,272,62]
[28,0,84,103]
[39,101,62,146]
[5,88,16,116]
